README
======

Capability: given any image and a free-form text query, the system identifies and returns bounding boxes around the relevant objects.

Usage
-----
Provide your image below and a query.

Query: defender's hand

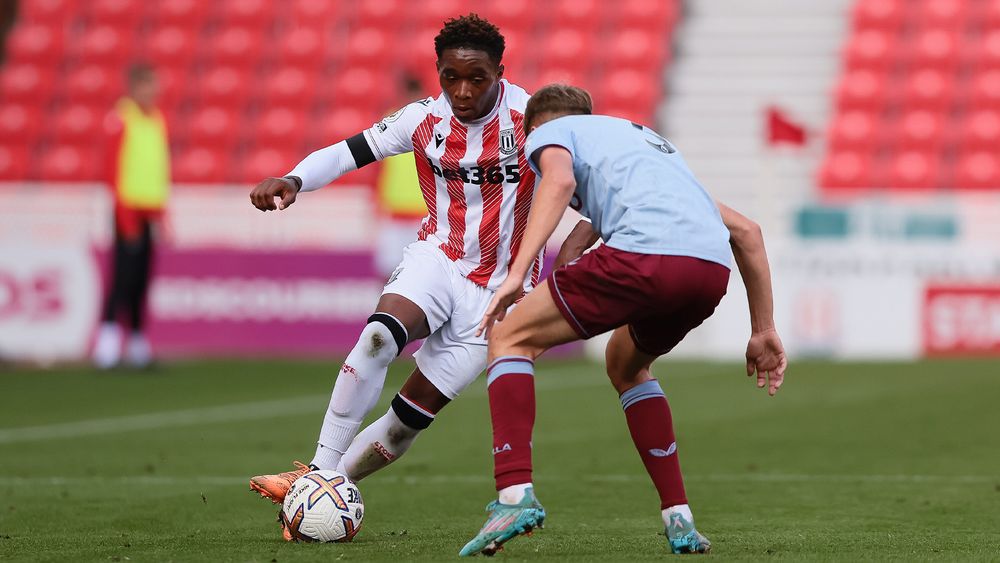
[476,278,524,339]
[745,328,787,396]
[250,177,298,211]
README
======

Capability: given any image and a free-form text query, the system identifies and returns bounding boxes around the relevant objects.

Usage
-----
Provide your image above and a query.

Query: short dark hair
[434,13,505,65]
[127,62,155,86]
[524,84,593,134]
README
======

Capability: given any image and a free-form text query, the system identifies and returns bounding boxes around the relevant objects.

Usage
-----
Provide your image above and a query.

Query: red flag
[766,106,807,147]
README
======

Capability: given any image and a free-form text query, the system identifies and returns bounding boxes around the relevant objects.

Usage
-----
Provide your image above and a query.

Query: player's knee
[488,323,539,360]
[356,313,408,364]
[605,346,651,394]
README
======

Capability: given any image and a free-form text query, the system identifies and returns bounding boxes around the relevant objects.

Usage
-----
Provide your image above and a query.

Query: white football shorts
[381,240,493,399]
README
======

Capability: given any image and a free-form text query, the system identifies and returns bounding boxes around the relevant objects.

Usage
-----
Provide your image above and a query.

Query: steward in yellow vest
[94,63,170,369]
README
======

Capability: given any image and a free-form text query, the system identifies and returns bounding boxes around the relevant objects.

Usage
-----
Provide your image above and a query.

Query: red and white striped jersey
[360,80,541,292]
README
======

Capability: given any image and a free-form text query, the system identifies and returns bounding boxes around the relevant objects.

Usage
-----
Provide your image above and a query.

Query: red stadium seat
[835,69,888,110]
[6,23,64,65]
[901,68,954,109]
[288,0,341,25]
[894,110,946,150]
[615,0,679,31]
[192,66,252,107]
[594,69,659,112]
[357,0,407,21]
[818,151,878,189]
[143,26,198,69]
[886,150,942,189]
[603,28,669,72]
[153,0,211,28]
[255,107,307,148]
[62,64,122,106]
[260,68,319,109]
[533,67,589,92]
[974,30,1000,70]
[852,0,905,31]
[345,27,391,65]
[954,151,1000,189]
[906,28,961,69]
[331,67,385,108]
[959,110,1000,149]
[844,29,896,69]
[826,110,881,151]
[172,146,231,184]
[275,26,328,67]
[0,103,42,145]
[36,144,99,182]
[0,145,30,181]
[76,25,133,65]
[188,106,241,147]
[914,0,969,29]
[978,0,1000,27]
[416,0,464,26]
[310,107,371,147]
[540,29,592,70]
[969,70,1000,108]
[239,147,300,184]
[551,0,602,31]
[218,0,275,27]
[0,63,56,104]
[87,0,144,28]
[21,0,79,24]
[481,0,535,33]
[206,27,263,67]
[50,104,103,144]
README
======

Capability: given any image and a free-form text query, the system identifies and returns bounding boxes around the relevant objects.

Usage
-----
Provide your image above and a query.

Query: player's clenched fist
[249,177,299,211]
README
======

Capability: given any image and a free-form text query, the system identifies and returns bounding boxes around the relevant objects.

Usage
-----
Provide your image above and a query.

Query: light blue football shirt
[525,114,732,268]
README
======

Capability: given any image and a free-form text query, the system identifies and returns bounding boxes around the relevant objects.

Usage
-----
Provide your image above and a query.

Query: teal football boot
[458,488,546,557]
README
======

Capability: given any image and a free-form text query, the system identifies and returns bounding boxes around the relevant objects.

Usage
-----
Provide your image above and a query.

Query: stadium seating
[821,0,1000,190]
[0,0,680,183]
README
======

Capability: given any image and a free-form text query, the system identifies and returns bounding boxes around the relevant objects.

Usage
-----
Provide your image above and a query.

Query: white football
[280,470,364,542]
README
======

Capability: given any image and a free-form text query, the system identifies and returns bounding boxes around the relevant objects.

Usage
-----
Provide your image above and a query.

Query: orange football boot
[249,461,311,504]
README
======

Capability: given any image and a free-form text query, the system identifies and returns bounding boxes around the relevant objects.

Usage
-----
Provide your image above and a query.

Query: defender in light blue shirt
[524,114,732,268]
[462,85,787,559]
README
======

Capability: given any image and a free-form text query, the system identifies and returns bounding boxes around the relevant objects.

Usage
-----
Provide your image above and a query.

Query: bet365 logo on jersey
[425,157,521,185]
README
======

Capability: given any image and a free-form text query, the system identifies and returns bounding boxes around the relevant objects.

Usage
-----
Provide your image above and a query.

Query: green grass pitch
[1,358,998,561]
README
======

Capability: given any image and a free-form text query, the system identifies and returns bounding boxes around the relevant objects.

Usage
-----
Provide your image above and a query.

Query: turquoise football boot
[458,488,546,557]
[665,511,711,554]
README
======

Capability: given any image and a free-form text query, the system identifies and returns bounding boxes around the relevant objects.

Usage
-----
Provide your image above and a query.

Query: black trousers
[102,220,154,331]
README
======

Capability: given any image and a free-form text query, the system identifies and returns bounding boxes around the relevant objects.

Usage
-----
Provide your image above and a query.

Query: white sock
[498,482,533,505]
[93,322,122,369]
[125,331,152,367]
[311,320,400,470]
[663,504,694,528]
[336,408,422,481]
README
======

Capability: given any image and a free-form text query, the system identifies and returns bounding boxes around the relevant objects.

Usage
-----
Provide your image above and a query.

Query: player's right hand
[745,328,787,396]
[249,177,298,211]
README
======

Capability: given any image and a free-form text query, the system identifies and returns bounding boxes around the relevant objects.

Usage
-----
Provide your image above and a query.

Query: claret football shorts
[547,244,731,356]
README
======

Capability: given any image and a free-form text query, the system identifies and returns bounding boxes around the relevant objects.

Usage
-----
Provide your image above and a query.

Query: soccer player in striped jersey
[459,85,788,556]
[247,14,544,520]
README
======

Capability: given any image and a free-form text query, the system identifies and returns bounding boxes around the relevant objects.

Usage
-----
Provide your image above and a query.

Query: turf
[1,358,998,562]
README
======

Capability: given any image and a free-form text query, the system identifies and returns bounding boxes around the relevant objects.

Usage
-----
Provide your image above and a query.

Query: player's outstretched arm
[717,202,788,396]
[478,146,577,337]
[553,219,600,269]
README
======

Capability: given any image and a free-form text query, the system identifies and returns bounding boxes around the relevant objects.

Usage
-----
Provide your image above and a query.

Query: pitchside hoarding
[2,185,999,362]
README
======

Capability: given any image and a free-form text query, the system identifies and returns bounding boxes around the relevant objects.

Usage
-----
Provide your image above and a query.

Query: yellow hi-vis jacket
[376,153,427,219]
[114,97,170,210]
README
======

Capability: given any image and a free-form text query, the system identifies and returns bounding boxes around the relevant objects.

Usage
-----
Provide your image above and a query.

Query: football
[280,470,364,542]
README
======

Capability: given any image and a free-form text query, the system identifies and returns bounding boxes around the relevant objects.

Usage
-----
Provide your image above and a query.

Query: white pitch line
[0,395,326,445]
[0,473,993,487]
[0,372,615,446]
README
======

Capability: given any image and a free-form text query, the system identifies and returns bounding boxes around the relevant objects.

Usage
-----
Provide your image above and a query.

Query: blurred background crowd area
[1,0,999,364]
